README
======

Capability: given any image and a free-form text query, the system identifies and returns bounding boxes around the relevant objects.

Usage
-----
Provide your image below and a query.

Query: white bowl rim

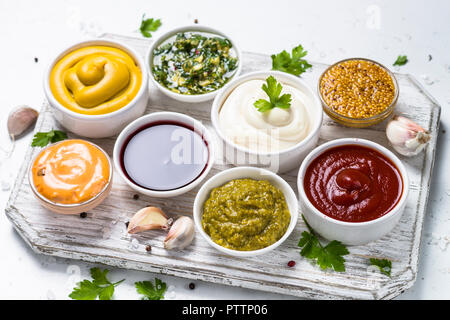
[28,139,113,208]
[113,111,215,197]
[211,70,323,156]
[193,166,299,257]
[43,38,149,121]
[145,24,242,101]
[297,137,409,227]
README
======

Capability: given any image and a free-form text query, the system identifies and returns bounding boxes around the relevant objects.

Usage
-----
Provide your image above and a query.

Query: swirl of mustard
[32,140,110,204]
[50,46,142,115]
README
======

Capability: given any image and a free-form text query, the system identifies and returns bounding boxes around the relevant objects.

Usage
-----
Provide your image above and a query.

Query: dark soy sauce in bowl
[120,121,209,191]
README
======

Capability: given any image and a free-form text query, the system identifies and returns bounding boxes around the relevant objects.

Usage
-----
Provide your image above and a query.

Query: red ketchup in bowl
[120,121,209,191]
[303,145,403,222]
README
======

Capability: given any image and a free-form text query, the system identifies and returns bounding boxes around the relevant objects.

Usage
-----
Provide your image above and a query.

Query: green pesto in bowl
[152,32,238,95]
[201,179,291,251]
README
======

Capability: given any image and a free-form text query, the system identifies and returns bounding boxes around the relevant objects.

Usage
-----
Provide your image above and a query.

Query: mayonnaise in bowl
[218,78,315,153]
[211,71,323,173]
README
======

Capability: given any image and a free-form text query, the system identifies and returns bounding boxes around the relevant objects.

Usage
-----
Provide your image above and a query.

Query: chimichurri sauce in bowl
[152,32,239,95]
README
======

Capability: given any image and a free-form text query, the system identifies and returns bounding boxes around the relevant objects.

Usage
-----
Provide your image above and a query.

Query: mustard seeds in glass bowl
[318,58,399,128]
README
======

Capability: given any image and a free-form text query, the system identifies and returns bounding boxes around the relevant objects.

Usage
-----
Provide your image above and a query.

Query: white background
[0,0,449,299]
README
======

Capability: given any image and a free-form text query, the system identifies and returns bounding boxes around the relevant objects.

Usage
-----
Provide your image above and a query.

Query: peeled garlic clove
[7,106,39,139]
[386,115,431,156]
[164,216,195,250]
[127,207,171,234]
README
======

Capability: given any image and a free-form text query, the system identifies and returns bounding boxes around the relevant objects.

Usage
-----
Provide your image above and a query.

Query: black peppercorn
[189,282,195,290]
[80,212,87,218]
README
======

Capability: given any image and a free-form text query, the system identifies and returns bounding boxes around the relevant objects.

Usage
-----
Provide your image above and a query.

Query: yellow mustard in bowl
[50,46,142,115]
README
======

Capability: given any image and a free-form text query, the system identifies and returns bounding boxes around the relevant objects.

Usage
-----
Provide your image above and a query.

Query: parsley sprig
[393,55,408,66]
[271,44,312,76]
[369,258,392,277]
[135,278,167,300]
[298,216,349,272]
[31,129,67,147]
[69,268,125,300]
[139,15,161,38]
[253,76,292,113]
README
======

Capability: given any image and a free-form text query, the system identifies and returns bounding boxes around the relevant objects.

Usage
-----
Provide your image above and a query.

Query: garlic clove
[127,207,171,234]
[7,106,39,139]
[386,115,431,156]
[164,216,195,250]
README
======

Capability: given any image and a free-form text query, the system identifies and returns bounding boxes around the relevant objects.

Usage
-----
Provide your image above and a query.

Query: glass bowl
[318,58,399,128]
[29,139,113,215]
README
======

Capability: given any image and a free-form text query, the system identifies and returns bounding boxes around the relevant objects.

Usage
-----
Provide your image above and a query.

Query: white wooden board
[4,33,441,300]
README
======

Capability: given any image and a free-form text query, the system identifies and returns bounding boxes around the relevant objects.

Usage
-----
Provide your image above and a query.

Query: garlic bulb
[7,106,38,139]
[164,216,195,250]
[127,207,172,234]
[386,115,431,156]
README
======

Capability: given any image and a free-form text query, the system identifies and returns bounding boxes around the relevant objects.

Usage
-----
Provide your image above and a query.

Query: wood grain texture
[4,33,441,300]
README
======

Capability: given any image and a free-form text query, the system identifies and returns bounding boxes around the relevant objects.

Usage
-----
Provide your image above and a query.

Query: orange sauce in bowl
[32,139,110,204]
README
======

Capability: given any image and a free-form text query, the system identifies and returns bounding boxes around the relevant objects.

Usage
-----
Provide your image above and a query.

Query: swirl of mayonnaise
[218,79,312,153]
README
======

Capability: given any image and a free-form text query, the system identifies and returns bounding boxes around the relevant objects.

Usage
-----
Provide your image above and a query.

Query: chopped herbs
[31,129,67,147]
[298,216,349,272]
[139,15,161,38]
[69,268,124,300]
[253,76,292,112]
[271,44,312,76]
[369,258,392,276]
[393,55,408,66]
[135,278,167,300]
[152,32,238,95]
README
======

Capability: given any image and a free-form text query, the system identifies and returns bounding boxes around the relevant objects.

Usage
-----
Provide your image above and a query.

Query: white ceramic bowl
[297,138,409,245]
[211,70,323,174]
[29,139,113,215]
[193,166,299,257]
[146,25,242,103]
[44,39,149,138]
[113,111,215,198]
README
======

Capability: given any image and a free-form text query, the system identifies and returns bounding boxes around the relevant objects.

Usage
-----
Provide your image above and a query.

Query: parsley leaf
[298,216,349,272]
[69,280,101,300]
[135,278,167,300]
[31,129,67,147]
[253,76,292,112]
[393,55,408,66]
[139,14,161,38]
[91,268,113,286]
[369,258,392,277]
[271,44,312,76]
[69,268,124,300]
